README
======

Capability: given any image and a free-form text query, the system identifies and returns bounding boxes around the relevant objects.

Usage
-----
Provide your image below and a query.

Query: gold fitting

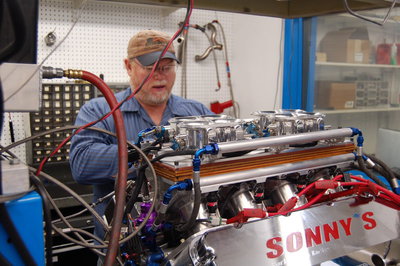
[64,69,83,79]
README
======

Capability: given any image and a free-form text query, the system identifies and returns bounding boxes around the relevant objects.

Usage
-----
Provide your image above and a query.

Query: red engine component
[210,100,233,114]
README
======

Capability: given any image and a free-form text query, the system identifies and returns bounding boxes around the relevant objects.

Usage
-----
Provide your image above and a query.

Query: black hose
[124,140,163,215]
[367,154,398,191]
[176,178,201,233]
[128,149,198,232]
[124,149,196,216]
[357,156,388,189]
[373,164,390,178]
[128,139,161,162]
[29,175,53,266]
[150,150,196,163]
[124,167,146,216]
[372,164,393,185]
[0,203,37,266]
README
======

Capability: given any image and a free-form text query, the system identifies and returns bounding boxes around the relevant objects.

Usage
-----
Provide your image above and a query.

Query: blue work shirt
[69,87,213,240]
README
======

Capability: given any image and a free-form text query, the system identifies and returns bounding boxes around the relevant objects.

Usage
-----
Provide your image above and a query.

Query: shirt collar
[119,88,141,112]
[165,95,193,117]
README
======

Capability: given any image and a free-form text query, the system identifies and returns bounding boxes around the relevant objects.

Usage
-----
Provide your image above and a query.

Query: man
[69,29,213,242]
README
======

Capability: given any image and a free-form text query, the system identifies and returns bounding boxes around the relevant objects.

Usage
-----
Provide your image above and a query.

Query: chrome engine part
[252,109,325,136]
[167,110,325,151]
[118,110,400,266]
[168,114,245,150]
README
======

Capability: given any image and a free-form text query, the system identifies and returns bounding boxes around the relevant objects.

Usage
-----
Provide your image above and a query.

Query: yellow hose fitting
[64,69,83,79]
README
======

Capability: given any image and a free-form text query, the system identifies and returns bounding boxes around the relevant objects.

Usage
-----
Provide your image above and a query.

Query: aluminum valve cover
[170,198,400,266]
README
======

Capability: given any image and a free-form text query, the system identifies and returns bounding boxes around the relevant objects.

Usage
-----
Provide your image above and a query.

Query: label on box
[354,52,363,63]
[344,101,354,108]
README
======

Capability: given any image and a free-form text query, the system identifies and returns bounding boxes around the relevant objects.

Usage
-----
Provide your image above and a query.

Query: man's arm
[69,100,120,185]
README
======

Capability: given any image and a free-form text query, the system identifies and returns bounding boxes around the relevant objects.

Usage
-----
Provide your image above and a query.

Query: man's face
[125,58,176,106]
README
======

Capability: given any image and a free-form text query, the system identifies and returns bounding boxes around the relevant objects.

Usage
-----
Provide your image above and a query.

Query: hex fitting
[64,69,83,79]
[42,66,64,79]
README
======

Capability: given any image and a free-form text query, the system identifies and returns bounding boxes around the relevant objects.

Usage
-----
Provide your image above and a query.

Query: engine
[111,109,400,265]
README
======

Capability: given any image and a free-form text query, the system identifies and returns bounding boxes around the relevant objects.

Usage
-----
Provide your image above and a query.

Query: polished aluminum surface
[217,128,354,154]
[270,180,307,207]
[224,183,259,216]
[200,153,355,193]
[169,198,400,266]
[167,111,333,150]
[169,115,245,150]
[251,111,276,130]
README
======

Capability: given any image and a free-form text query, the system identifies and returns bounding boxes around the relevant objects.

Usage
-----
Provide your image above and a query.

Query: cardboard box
[316,52,327,62]
[316,82,356,110]
[319,27,370,64]
[347,39,370,63]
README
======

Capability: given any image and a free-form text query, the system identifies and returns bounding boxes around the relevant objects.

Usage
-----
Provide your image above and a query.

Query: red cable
[349,174,400,204]
[75,72,129,266]
[272,174,400,217]
[34,71,128,265]
[35,71,129,264]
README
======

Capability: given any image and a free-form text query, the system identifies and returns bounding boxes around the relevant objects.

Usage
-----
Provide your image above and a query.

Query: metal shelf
[316,61,400,68]
[316,107,400,114]
[97,0,390,18]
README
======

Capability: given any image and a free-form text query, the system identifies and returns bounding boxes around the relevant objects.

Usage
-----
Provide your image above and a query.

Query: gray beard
[136,91,171,105]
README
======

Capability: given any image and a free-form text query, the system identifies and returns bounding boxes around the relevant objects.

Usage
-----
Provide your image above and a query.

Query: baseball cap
[127,30,179,66]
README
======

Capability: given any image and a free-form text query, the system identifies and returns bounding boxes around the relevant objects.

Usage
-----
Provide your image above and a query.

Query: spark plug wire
[271,174,400,218]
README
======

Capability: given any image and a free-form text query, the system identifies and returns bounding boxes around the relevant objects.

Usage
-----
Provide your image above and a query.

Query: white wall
[231,14,283,118]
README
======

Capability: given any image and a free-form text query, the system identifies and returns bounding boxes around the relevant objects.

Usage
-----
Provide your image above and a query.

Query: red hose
[81,71,128,265]
[350,174,400,204]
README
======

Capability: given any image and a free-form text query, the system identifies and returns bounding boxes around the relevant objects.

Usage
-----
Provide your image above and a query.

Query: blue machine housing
[0,191,44,265]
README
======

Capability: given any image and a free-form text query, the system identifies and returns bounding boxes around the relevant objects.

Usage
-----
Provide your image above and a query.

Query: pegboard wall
[37,0,234,105]
[1,0,237,163]
[1,113,28,162]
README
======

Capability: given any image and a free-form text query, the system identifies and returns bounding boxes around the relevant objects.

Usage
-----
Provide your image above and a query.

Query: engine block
[117,110,400,265]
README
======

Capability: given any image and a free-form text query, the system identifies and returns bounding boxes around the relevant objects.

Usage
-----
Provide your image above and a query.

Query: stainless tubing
[200,153,355,193]
[217,128,354,154]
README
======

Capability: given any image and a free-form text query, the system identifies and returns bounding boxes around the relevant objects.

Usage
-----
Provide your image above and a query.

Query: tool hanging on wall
[195,23,223,61]
[179,21,239,117]
[177,23,206,98]
[195,23,223,92]
[177,23,189,99]
[212,19,238,118]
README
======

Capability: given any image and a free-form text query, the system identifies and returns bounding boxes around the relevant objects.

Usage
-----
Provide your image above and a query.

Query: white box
[1,160,30,195]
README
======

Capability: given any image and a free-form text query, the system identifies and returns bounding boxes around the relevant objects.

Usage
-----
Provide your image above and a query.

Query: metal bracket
[195,23,223,61]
